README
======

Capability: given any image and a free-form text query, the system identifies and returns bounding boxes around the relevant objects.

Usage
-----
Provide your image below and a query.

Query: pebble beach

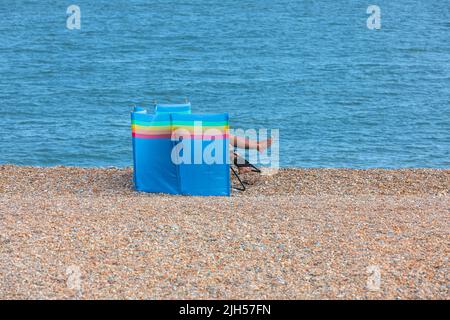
[0,165,448,299]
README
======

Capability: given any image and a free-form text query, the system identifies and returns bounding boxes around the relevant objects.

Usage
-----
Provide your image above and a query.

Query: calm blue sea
[0,0,449,168]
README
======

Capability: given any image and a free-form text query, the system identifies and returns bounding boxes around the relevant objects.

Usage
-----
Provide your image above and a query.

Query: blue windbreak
[131,112,179,194]
[131,111,230,196]
[172,113,230,196]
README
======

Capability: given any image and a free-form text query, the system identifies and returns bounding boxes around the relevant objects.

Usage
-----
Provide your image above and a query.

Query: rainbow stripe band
[132,120,228,126]
[131,120,229,140]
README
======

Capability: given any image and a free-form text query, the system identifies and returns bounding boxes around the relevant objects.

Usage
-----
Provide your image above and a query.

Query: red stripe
[132,133,172,139]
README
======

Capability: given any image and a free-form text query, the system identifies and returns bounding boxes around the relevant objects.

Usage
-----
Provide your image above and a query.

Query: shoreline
[0,165,448,299]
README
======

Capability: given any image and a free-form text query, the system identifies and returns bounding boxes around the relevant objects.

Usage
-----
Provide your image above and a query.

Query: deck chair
[230,151,261,191]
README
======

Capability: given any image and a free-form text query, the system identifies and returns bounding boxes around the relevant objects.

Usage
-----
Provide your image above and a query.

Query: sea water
[0,0,449,168]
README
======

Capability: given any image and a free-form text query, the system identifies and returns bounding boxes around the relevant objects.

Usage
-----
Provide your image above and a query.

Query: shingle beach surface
[0,165,448,299]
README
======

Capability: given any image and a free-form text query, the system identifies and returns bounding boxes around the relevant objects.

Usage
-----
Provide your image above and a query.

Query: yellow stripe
[131,124,172,132]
